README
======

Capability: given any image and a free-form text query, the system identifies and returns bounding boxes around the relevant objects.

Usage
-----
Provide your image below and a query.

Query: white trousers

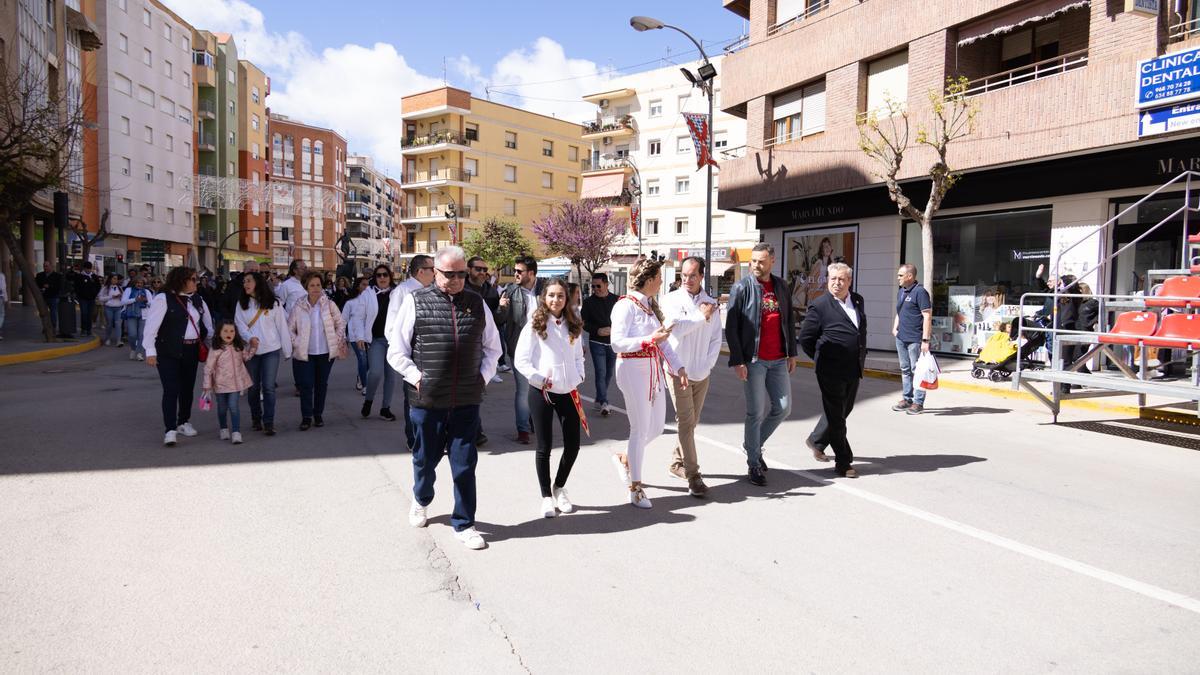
[615,357,665,483]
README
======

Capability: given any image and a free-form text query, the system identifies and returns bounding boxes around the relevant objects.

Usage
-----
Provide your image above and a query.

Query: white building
[579,56,757,294]
[345,154,402,274]
[96,0,194,269]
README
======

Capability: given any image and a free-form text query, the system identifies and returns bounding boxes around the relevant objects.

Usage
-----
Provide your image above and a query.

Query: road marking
[584,395,1200,615]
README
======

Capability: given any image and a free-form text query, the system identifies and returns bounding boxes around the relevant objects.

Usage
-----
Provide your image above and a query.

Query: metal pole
[705,83,714,294]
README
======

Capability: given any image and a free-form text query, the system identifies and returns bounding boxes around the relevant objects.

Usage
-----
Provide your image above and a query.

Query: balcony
[346,205,372,221]
[401,204,474,223]
[400,130,472,155]
[1170,15,1200,43]
[401,167,473,189]
[346,223,371,239]
[197,132,216,152]
[348,192,371,204]
[768,0,829,36]
[582,156,635,174]
[581,115,636,140]
[197,99,216,120]
[963,49,1088,97]
[198,229,218,245]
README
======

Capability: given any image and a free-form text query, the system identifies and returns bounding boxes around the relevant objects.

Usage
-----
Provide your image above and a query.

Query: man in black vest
[799,262,868,478]
[497,255,543,444]
[387,246,502,551]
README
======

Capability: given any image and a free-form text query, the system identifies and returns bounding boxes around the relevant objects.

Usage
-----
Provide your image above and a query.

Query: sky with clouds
[167,0,748,176]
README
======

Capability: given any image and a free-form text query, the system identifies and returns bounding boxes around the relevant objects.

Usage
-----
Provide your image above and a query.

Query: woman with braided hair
[609,259,688,509]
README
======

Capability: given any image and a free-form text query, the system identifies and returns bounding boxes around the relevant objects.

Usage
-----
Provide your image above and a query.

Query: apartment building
[267,114,347,272]
[1,0,102,289]
[579,57,757,294]
[95,0,195,270]
[719,0,1200,357]
[190,30,240,271]
[345,155,402,275]
[236,59,269,265]
[399,87,585,256]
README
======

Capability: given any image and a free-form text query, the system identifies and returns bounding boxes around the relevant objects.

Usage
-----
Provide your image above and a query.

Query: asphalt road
[2,344,1198,673]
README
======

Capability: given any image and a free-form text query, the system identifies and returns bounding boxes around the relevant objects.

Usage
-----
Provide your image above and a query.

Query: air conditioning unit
[603,137,612,145]
[599,99,610,108]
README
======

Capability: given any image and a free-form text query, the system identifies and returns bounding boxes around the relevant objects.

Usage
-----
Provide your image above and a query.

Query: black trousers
[808,372,860,471]
[529,389,581,498]
[156,344,201,432]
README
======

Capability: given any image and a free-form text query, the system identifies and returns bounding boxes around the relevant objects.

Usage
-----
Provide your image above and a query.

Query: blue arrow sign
[1139,101,1200,138]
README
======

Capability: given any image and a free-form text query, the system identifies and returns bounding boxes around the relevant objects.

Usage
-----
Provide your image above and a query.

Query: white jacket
[383,277,423,342]
[515,317,586,394]
[661,287,724,382]
[278,276,306,313]
[358,285,397,344]
[234,298,292,359]
[100,285,125,307]
[609,291,683,374]
[343,293,370,343]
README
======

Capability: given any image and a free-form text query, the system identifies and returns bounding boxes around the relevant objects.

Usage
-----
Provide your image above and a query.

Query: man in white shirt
[278,259,308,313]
[662,257,724,497]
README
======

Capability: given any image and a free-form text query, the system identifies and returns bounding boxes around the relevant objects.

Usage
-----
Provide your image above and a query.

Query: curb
[0,336,101,367]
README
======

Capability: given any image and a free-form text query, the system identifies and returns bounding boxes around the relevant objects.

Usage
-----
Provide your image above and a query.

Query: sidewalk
[0,304,99,366]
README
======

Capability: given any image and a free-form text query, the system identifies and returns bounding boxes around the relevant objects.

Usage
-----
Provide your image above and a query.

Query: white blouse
[609,290,683,375]
[515,316,586,394]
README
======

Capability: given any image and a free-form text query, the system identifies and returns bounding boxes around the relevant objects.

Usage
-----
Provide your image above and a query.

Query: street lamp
[631,15,717,291]
[425,186,459,245]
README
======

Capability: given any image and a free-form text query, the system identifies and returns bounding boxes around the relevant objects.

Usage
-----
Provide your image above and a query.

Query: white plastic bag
[915,352,940,391]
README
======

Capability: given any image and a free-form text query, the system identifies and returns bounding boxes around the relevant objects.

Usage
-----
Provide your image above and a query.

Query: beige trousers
[667,375,710,479]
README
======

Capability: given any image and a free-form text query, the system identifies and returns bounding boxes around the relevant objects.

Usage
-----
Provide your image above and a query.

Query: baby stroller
[971,316,1047,382]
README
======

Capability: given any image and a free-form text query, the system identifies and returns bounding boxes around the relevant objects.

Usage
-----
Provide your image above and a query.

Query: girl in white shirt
[515,278,587,519]
[100,274,125,346]
[610,259,688,509]
[234,271,292,436]
[342,276,371,392]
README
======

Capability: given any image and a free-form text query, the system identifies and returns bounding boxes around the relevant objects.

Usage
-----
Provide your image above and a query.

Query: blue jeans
[366,337,395,407]
[247,350,281,424]
[588,340,617,404]
[742,358,792,468]
[513,367,532,433]
[411,404,480,532]
[293,354,333,419]
[103,306,123,343]
[216,392,242,433]
[351,342,369,388]
[125,316,145,354]
[896,338,926,405]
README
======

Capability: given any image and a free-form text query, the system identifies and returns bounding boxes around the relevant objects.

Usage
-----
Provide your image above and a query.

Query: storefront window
[1111,193,1188,296]
[902,208,1051,355]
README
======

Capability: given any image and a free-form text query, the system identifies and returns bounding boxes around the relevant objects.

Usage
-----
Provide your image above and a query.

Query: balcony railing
[723,34,750,54]
[401,130,472,149]
[582,156,634,172]
[404,167,473,183]
[198,99,216,118]
[768,0,829,35]
[582,115,635,135]
[964,49,1088,97]
[403,205,474,220]
[1170,16,1200,43]
[198,229,218,245]
[198,132,216,150]
[346,205,372,221]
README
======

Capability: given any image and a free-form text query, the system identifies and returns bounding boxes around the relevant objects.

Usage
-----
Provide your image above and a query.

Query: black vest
[407,285,486,409]
[155,293,208,359]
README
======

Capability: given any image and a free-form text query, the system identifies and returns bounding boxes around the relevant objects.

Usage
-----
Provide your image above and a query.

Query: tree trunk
[921,217,934,291]
[0,211,56,341]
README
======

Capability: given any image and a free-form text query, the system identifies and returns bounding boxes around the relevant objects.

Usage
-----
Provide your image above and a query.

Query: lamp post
[631,15,717,292]
[425,186,459,246]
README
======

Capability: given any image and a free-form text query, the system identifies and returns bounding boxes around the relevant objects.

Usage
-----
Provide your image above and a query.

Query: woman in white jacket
[610,258,688,509]
[515,278,587,519]
[99,274,126,346]
[234,271,292,436]
[342,276,371,392]
[356,264,398,421]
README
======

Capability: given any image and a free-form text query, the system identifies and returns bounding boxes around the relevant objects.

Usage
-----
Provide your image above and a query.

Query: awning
[957,0,1089,46]
[220,250,269,263]
[580,172,626,200]
[65,5,103,51]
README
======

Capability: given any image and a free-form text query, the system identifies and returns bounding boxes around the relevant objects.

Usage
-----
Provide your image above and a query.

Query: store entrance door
[1110,193,1188,295]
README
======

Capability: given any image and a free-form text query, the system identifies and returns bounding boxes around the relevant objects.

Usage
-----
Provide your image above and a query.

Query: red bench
[1097,311,1158,346]
[1146,276,1200,309]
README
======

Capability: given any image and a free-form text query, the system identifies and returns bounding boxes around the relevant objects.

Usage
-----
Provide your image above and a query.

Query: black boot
[362,400,372,418]
[380,407,396,421]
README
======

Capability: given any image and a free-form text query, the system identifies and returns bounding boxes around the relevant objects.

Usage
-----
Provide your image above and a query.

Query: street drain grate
[1059,419,1200,451]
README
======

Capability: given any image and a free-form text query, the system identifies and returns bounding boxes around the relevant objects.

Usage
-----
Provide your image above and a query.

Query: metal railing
[404,167,473,183]
[723,34,749,54]
[582,157,635,172]
[198,99,216,117]
[767,0,829,35]
[1169,16,1200,42]
[197,132,216,149]
[582,116,635,135]
[346,205,372,221]
[401,130,472,149]
[964,49,1088,97]
[402,205,474,220]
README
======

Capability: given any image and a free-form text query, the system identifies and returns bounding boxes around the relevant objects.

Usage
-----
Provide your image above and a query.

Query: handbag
[176,295,209,362]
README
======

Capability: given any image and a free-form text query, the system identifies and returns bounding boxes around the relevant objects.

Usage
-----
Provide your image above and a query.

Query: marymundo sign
[1137,46,1200,108]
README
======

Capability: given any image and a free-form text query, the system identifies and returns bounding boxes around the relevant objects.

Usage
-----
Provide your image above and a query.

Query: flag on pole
[682,112,720,170]
[630,201,640,238]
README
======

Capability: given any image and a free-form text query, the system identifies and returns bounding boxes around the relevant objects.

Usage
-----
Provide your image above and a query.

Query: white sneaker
[490,374,503,384]
[540,496,557,518]
[408,501,428,528]
[601,403,612,417]
[163,430,177,446]
[553,487,575,514]
[455,527,486,550]
[629,487,652,509]
[231,432,243,444]
[219,428,230,441]
[592,400,603,412]
[128,351,137,360]
[136,353,145,361]
[612,455,631,487]
[177,422,198,437]
[497,364,511,373]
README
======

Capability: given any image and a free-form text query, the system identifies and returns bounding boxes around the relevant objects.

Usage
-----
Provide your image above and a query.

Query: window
[143,48,152,67]
[184,141,191,158]
[675,176,690,194]
[165,134,173,151]
[163,60,172,78]
[138,85,154,106]
[251,142,259,160]
[646,218,659,235]
[118,33,127,53]
[615,144,630,159]
[159,97,174,117]
[1000,23,1061,71]
[192,50,213,67]
[143,125,153,143]
[714,131,729,149]
[648,139,662,156]
[464,193,478,211]
[227,68,235,84]
[313,141,323,179]
[646,179,660,196]
[504,165,516,182]
[866,50,909,116]
[162,23,171,41]
[166,208,175,225]
[178,107,190,125]
[184,72,190,87]
[568,145,578,161]
[677,136,690,154]
[504,131,517,149]
[145,164,153,182]
[504,199,517,216]
[301,138,312,180]
[675,218,688,235]
[142,8,151,27]
[120,116,130,135]
[228,161,235,176]
[115,74,132,96]
[251,172,260,215]
[464,158,478,176]
[649,99,663,117]
[542,140,554,157]
[772,79,825,142]
[251,114,259,131]
[775,0,827,27]
[144,203,153,220]
[542,171,553,189]
[465,122,479,141]
[121,198,132,216]
[120,157,130,176]
[567,176,577,193]
[251,86,260,104]
[117,0,126,10]
[166,170,174,187]
[228,99,235,115]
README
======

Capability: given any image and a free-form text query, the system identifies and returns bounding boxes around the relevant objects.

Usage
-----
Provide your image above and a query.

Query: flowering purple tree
[531,200,627,282]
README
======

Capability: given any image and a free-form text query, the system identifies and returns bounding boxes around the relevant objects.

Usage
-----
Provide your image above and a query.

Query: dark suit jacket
[798,291,868,378]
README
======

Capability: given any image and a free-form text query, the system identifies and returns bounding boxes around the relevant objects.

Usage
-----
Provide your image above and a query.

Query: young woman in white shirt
[610,259,688,509]
[342,275,371,393]
[100,274,126,346]
[235,271,292,436]
[515,277,587,518]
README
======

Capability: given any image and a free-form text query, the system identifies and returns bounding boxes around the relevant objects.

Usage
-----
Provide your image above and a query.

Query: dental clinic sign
[1137,46,1200,108]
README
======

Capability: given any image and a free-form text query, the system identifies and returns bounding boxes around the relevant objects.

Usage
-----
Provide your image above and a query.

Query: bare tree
[69,209,110,267]
[858,76,980,289]
[0,56,86,341]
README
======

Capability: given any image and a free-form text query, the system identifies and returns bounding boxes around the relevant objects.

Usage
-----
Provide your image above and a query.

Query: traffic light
[116,253,124,263]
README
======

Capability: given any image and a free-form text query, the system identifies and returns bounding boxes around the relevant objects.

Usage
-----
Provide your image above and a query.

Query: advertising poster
[947,285,976,354]
[782,226,857,324]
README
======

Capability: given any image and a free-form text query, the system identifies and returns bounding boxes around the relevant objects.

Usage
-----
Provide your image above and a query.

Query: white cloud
[168,0,307,73]
[482,37,612,123]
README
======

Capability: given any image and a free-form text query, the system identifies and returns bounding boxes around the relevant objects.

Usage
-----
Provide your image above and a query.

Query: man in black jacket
[71,262,101,337]
[799,262,867,478]
[581,272,619,416]
[35,261,63,333]
[496,256,543,444]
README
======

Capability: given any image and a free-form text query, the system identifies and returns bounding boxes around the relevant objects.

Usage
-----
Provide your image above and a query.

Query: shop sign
[1011,248,1050,261]
[1139,101,1200,137]
[1137,46,1200,108]
[672,247,731,262]
[1125,0,1159,16]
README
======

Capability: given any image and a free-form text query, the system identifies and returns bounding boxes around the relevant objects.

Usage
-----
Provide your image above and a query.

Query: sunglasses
[515,269,529,275]
[437,269,469,279]
[591,283,603,289]
[471,266,488,273]
[376,272,391,278]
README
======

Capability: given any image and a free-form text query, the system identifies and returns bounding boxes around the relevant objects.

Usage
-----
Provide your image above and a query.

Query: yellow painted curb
[0,336,100,367]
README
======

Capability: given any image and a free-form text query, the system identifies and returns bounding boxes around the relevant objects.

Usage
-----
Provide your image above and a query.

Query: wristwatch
[921,338,930,343]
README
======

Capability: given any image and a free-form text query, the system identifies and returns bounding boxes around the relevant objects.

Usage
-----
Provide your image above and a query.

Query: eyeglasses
[376,272,391,278]
[515,268,529,275]
[471,266,488,273]
[591,283,603,289]
[437,269,469,279]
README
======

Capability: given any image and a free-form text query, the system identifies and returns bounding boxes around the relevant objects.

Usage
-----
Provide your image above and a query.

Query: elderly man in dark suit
[798,262,867,478]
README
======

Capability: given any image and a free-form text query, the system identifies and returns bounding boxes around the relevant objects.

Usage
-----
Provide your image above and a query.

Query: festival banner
[682,112,720,170]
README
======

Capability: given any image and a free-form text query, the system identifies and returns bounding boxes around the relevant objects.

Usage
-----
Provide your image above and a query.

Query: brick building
[719,0,1200,356]
[266,114,347,273]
